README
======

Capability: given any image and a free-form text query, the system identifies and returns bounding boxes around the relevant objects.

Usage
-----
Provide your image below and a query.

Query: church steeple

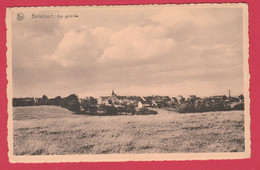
[112,89,115,96]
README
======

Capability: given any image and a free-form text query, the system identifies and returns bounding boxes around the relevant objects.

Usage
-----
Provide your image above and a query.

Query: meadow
[13,106,245,155]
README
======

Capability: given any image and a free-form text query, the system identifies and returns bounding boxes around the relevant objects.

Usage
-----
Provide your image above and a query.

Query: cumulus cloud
[45,26,113,67]
[98,25,175,63]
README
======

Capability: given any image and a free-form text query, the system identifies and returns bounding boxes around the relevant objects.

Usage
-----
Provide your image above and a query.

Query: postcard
[6,3,250,163]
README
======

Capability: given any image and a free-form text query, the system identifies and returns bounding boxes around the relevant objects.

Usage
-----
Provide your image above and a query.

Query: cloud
[47,27,90,67]
[98,25,175,63]
[45,26,117,67]
[11,6,245,98]
[47,21,176,67]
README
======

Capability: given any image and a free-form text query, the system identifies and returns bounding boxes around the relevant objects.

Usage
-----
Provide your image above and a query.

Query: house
[101,90,120,105]
[171,97,178,103]
[176,95,185,104]
[152,95,170,108]
[117,96,137,105]
[34,95,49,105]
[34,97,42,105]
[211,95,228,101]
[137,101,143,108]
[186,95,200,102]
[228,96,240,102]
[101,90,143,106]
[97,97,103,105]
[202,95,228,103]
[137,97,152,108]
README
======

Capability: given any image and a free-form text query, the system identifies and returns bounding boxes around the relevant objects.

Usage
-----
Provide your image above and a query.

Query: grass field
[13,106,245,155]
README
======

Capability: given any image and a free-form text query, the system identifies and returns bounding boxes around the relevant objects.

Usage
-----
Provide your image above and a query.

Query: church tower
[112,90,115,96]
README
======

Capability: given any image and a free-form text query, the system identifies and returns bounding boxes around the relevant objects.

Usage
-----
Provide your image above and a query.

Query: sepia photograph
[6,4,250,162]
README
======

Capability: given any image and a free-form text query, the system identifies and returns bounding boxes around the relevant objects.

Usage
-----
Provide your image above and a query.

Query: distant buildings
[100,90,141,106]
[100,90,182,108]
[12,90,244,111]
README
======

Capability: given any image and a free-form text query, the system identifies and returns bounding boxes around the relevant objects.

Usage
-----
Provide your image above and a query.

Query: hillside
[13,106,245,155]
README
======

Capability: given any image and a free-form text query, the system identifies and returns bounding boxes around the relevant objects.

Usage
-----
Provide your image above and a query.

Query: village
[13,90,244,115]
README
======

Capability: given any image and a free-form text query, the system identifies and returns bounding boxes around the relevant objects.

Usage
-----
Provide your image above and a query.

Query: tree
[54,96,62,106]
[42,95,49,105]
[63,94,80,112]
[238,94,244,101]
[89,97,98,105]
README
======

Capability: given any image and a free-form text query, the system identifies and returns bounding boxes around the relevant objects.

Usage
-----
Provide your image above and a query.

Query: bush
[104,105,118,115]
[89,105,98,114]
[61,94,80,113]
[125,104,136,114]
[66,100,81,112]
[176,100,229,113]
[176,103,193,113]
[231,103,244,110]
[97,104,136,115]
[135,107,158,115]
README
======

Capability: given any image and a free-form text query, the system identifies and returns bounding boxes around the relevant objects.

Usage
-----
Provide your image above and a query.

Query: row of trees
[176,98,244,113]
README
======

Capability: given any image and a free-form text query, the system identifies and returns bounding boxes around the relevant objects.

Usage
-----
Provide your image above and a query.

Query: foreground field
[13,106,244,155]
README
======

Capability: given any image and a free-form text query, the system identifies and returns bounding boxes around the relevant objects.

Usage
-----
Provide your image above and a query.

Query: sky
[11,5,245,98]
